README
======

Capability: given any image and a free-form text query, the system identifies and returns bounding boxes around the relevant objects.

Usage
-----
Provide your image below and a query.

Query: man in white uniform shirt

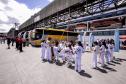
[74,41,84,73]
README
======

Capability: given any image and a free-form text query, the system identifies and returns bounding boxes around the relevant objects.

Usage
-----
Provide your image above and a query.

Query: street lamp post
[13,23,19,38]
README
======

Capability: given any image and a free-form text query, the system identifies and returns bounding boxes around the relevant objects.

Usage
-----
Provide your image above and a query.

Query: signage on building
[34,15,40,22]
[76,23,87,29]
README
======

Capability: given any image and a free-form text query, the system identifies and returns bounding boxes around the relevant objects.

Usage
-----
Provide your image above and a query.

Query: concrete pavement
[0,44,126,84]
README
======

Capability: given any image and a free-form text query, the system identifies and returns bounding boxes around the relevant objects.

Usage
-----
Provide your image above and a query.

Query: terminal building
[19,0,126,32]
[18,0,126,49]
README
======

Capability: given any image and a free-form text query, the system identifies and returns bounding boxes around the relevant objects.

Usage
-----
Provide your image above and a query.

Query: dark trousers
[16,42,19,50]
[12,42,14,46]
[19,43,23,52]
[7,43,10,49]
[23,42,26,47]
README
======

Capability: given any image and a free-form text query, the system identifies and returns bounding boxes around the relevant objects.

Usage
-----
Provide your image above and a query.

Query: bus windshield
[31,33,42,40]
[36,29,78,36]
[35,33,42,40]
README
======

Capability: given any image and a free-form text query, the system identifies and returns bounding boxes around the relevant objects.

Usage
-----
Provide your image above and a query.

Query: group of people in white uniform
[92,39,115,68]
[41,38,115,73]
[41,38,84,73]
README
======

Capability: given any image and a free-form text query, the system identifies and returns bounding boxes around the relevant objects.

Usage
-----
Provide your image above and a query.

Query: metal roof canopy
[19,0,97,30]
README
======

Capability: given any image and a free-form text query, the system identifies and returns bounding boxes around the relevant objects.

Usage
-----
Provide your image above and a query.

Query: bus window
[98,31,102,36]
[92,32,97,36]
[120,30,126,35]
[35,33,42,40]
[85,32,90,36]
[31,32,35,39]
[26,33,28,38]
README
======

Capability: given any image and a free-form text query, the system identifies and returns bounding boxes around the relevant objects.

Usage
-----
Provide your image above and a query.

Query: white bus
[82,28,126,49]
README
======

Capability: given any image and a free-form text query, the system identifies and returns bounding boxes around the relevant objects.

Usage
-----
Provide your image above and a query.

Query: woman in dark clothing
[18,37,23,52]
[11,38,15,46]
[7,37,11,49]
[15,37,19,50]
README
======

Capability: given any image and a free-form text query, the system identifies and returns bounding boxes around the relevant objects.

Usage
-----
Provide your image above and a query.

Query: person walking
[18,37,23,52]
[41,40,46,62]
[11,38,15,46]
[7,37,11,49]
[92,42,99,69]
[53,41,60,64]
[59,41,66,63]
[3,37,6,44]
[74,41,84,73]
[106,41,111,63]
[45,38,52,63]
[64,43,74,67]
[109,41,114,61]
[15,37,19,50]
[99,41,106,67]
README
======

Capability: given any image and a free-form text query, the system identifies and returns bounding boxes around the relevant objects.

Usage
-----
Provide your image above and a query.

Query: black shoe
[42,59,46,62]
[101,65,107,68]
[78,70,85,74]
[63,61,66,64]
[20,50,23,52]
[48,60,53,63]
[75,70,78,72]
[92,67,98,69]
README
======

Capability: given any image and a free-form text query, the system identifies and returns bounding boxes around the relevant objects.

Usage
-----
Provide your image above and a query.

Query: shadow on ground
[68,65,75,70]
[68,66,92,78]
[107,62,116,66]
[111,61,121,65]
[95,67,108,73]
[79,70,92,78]
[103,66,117,72]
[115,58,126,62]
[55,61,64,66]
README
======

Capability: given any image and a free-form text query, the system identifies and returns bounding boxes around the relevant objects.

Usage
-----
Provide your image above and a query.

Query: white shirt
[74,45,84,57]
[41,42,46,48]
[64,47,73,56]
[93,45,99,55]
[100,45,105,53]
[53,46,60,56]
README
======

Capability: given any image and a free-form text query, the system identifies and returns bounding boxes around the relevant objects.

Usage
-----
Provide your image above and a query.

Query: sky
[0,0,54,33]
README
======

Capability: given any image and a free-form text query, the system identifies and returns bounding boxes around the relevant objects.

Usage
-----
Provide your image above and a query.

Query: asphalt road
[0,44,126,84]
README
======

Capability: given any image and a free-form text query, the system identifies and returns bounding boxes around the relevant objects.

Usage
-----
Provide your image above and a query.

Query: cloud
[48,0,54,2]
[0,11,9,22]
[0,24,13,33]
[0,0,41,33]
[0,0,8,4]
